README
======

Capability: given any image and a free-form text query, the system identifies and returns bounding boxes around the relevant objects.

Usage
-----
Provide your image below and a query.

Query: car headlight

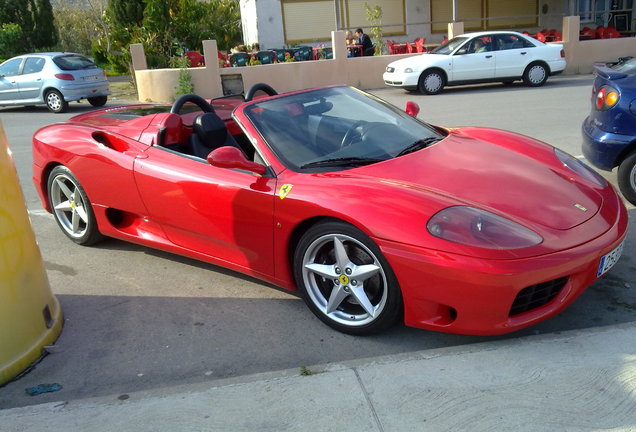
[554,148,607,187]
[427,206,543,249]
[404,67,414,73]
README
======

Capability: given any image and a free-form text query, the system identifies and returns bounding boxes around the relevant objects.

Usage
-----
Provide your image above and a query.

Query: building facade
[239,0,635,49]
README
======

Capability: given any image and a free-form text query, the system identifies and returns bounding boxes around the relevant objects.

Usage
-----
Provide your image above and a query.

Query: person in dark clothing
[355,28,374,56]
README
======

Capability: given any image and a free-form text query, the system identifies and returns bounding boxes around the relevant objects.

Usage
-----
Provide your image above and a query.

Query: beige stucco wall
[132,18,636,103]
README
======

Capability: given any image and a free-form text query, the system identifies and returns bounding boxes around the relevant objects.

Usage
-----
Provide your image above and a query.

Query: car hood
[387,54,444,70]
[355,127,602,231]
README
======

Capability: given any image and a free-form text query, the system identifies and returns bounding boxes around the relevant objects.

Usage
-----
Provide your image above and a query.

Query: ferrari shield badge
[279,184,293,199]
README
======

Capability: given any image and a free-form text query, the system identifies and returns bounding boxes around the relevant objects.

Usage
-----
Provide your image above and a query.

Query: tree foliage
[100,0,242,72]
[53,0,108,56]
[365,3,384,56]
[0,0,57,52]
[31,0,58,49]
[0,23,23,59]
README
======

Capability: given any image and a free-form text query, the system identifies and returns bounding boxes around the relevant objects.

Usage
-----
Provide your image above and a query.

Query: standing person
[355,28,374,56]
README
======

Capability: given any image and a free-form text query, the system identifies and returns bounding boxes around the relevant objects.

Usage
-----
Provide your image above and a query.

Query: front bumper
[383,71,419,88]
[582,116,634,171]
[376,195,628,335]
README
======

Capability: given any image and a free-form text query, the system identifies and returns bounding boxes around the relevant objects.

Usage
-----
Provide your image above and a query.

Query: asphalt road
[1,74,634,409]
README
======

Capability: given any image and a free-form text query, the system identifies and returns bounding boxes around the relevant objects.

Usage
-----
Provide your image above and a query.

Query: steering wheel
[244,83,278,102]
[340,120,368,148]
[170,94,215,114]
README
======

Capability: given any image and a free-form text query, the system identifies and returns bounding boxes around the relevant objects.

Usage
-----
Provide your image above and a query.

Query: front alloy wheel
[47,166,103,245]
[294,221,402,335]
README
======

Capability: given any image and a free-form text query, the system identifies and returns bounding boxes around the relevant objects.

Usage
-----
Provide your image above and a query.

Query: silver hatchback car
[0,52,110,113]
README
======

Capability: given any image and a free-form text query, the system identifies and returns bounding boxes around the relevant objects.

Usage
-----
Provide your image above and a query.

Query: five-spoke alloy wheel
[294,221,402,335]
[47,166,103,245]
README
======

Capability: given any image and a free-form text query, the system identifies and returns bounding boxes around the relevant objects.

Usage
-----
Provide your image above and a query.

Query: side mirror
[405,101,420,118]
[456,49,468,55]
[207,146,267,175]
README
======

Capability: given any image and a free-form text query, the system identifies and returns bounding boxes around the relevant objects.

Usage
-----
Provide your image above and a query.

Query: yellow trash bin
[0,121,62,386]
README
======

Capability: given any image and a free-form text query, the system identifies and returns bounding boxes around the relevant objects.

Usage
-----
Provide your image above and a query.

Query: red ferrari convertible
[32,83,628,335]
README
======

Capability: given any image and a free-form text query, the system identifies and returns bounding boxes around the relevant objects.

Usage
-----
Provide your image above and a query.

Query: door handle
[485,55,493,59]
[520,52,527,55]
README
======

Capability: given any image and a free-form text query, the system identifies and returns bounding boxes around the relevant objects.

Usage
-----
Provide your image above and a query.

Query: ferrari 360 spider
[32,83,628,335]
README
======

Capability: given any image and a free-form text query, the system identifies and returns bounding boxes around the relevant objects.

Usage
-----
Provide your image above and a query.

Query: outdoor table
[347,44,364,57]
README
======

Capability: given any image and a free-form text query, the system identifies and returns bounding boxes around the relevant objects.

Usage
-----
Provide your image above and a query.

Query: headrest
[162,113,184,145]
[193,112,228,143]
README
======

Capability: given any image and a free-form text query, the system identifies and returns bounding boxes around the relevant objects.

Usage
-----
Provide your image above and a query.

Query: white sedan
[383,31,566,94]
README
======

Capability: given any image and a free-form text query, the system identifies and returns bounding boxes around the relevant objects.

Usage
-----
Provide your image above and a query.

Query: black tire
[293,221,403,335]
[88,96,108,107]
[45,89,68,113]
[617,152,636,206]
[418,69,445,95]
[47,166,104,245]
[522,62,549,87]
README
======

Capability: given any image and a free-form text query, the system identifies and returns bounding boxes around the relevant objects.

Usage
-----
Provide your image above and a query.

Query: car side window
[23,58,45,75]
[0,58,22,77]
[468,36,493,54]
[495,34,534,51]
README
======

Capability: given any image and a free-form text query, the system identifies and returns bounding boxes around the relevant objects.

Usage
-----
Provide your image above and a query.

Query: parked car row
[0,52,110,113]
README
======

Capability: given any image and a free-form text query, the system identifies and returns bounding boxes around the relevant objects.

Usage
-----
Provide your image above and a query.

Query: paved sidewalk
[2,323,636,432]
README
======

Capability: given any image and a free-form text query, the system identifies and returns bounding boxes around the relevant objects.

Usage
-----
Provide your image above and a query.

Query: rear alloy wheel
[45,89,68,113]
[88,96,108,107]
[418,70,445,95]
[47,166,103,245]
[617,152,636,205]
[294,221,402,335]
[522,62,548,87]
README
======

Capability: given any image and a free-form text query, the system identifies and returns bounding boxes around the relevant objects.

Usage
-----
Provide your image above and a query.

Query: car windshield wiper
[301,157,385,169]
[396,137,441,157]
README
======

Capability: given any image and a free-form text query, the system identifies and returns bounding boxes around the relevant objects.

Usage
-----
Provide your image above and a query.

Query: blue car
[582,56,636,205]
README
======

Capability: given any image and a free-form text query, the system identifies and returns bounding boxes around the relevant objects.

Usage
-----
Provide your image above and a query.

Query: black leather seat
[188,112,238,159]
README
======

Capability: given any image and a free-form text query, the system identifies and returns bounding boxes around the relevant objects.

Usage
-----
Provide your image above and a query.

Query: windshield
[243,86,444,172]
[430,37,468,55]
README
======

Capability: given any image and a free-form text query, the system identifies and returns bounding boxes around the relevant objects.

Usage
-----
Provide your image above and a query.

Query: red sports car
[32,84,628,336]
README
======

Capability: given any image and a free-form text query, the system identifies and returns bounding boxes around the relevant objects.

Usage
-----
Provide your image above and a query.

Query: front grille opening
[509,277,568,316]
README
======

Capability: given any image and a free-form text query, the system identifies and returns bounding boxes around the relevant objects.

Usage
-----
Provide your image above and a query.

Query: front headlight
[554,148,607,187]
[427,206,543,249]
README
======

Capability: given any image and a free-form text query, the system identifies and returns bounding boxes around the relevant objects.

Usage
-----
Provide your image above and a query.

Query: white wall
[240,0,286,50]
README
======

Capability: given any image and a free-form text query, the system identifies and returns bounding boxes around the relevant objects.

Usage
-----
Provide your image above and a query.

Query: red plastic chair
[534,32,546,42]
[406,41,414,53]
[185,51,204,67]
[414,38,426,53]
[604,26,621,38]
[386,41,398,55]
[580,27,596,39]
[595,26,606,39]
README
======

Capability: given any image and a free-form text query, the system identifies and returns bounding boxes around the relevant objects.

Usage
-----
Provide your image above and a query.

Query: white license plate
[82,75,99,81]
[597,241,624,277]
